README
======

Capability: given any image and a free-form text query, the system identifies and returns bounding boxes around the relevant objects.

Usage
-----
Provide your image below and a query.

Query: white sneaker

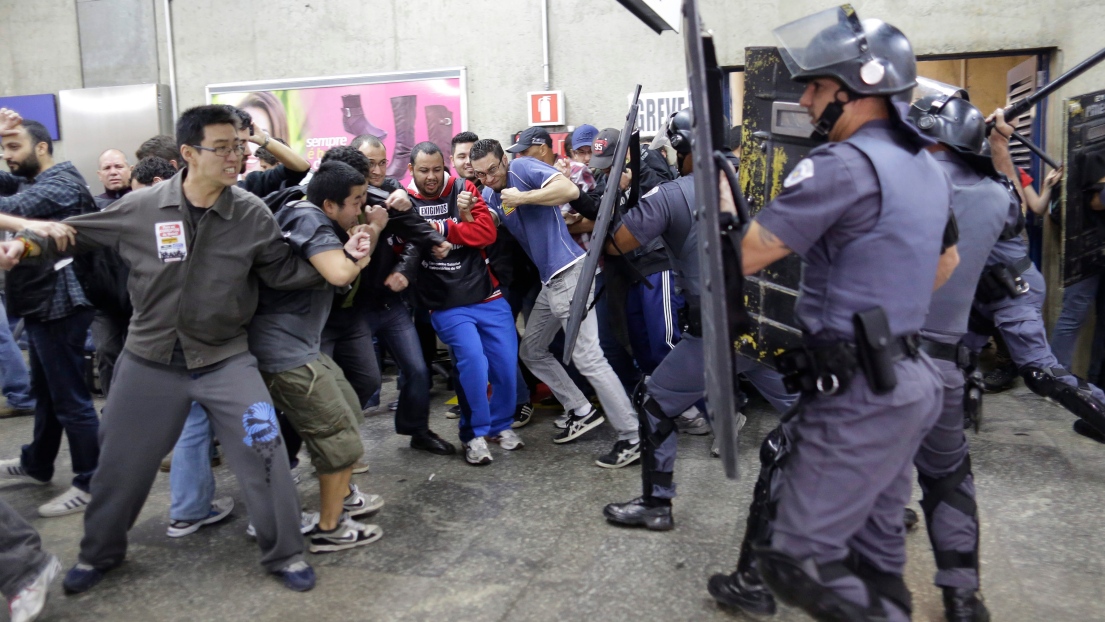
[247,511,319,538]
[8,555,60,622]
[307,516,383,553]
[0,458,49,486]
[38,486,91,517]
[464,437,493,465]
[489,429,525,451]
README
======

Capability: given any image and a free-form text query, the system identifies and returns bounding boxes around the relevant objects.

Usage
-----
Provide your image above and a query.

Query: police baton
[1000,47,1105,123]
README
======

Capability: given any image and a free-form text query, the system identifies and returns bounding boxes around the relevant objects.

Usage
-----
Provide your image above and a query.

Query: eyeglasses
[367,159,388,170]
[474,162,502,180]
[190,141,247,158]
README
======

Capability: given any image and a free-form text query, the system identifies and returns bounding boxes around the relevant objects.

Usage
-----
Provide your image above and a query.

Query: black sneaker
[511,403,534,428]
[707,570,777,615]
[595,439,641,468]
[552,409,605,444]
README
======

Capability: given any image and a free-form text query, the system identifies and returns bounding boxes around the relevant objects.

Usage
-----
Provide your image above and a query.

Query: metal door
[736,47,817,366]
[1061,89,1105,286]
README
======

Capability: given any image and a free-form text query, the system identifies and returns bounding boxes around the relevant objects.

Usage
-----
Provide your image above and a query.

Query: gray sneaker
[676,414,711,435]
[464,437,493,465]
[711,413,747,458]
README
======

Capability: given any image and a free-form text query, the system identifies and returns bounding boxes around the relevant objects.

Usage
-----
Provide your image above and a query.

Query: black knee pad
[918,457,980,573]
[753,546,895,622]
[736,428,790,576]
[633,379,674,447]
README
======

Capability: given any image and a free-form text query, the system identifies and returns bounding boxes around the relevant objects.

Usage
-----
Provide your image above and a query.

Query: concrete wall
[3,0,1104,339]
[4,1,1103,154]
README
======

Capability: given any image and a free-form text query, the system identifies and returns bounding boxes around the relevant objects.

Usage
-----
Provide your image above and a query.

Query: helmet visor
[911,77,969,111]
[773,5,865,76]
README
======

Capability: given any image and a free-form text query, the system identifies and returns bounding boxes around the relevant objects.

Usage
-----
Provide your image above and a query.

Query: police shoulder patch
[642,185,661,199]
[783,159,814,189]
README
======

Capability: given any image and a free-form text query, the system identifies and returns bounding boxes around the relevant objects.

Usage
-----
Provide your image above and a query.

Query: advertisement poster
[208,69,466,184]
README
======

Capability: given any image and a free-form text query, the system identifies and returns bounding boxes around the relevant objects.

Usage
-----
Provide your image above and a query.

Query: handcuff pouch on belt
[975,256,1031,303]
[776,307,911,397]
[678,302,702,338]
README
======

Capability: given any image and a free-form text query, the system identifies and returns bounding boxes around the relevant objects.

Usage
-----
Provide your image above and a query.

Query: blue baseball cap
[571,124,598,150]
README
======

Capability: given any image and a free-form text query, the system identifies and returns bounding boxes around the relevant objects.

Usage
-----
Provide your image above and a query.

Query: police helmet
[666,108,694,156]
[908,78,996,175]
[773,5,916,97]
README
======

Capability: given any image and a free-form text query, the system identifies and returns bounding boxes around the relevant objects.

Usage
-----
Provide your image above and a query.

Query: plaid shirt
[0,163,91,320]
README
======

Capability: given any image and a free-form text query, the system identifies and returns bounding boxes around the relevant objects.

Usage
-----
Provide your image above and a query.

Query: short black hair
[409,141,443,166]
[320,145,371,177]
[450,131,479,155]
[175,105,240,151]
[307,161,366,208]
[224,106,253,133]
[350,134,385,152]
[469,139,504,163]
[21,121,53,155]
[255,137,288,167]
[136,135,178,164]
[132,156,177,186]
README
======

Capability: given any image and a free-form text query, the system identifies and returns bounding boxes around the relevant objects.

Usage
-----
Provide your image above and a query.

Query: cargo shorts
[262,353,364,474]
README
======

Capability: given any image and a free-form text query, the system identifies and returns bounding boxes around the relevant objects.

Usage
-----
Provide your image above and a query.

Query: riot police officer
[710,7,957,621]
[963,110,1105,441]
[904,86,1006,622]
[598,109,797,531]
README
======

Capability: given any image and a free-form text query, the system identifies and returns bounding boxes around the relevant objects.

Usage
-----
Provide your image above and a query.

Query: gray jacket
[28,168,324,369]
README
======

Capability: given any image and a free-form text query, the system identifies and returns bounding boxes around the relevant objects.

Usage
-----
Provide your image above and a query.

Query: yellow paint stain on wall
[770,147,790,201]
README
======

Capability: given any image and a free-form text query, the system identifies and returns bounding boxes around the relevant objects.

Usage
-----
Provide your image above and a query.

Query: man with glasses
[470,139,641,468]
[1,105,343,594]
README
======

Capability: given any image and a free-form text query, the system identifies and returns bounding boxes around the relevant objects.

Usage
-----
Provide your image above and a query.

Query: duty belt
[776,334,920,397]
[918,337,974,370]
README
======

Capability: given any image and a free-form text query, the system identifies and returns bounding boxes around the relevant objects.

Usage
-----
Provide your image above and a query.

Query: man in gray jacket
[2,105,345,594]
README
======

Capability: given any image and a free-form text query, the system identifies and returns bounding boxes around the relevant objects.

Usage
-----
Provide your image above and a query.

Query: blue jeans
[21,309,99,492]
[367,301,431,435]
[0,297,34,409]
[431,298,517,442]
[1050,274,1105,377]
[169,402,215,522]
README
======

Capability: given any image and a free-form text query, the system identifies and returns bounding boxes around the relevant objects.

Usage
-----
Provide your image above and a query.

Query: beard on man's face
[9,151,41,179]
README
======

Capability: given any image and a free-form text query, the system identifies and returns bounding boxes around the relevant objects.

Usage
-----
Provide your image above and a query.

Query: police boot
[602,496,673,531]
[1073,419,1105,443]
[707,569,777,615]
[340,94,388,139]
[942,587,990,622]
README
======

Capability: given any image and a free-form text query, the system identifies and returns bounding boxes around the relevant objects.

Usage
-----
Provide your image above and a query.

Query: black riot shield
[736,47,818,366]
[562,85,642,364]
[1061,89,1105,287]
[683,0,752,480]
